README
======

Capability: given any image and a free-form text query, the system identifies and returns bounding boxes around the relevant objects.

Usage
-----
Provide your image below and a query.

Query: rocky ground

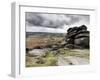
[26,48,89,67]
[26,25,90,67]
[57,55,89,66]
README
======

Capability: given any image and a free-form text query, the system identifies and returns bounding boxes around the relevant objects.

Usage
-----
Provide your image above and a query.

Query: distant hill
[26,32,66,37]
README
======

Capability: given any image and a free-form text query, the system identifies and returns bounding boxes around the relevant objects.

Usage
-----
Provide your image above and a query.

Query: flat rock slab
[28,49,48,57]
[57,56,89,66]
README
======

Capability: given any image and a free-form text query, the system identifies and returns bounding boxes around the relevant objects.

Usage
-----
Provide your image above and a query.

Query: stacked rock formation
[65,25,89,49]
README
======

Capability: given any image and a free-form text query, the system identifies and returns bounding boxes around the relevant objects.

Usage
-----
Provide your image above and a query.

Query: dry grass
[26,35,89,67]
[26,48,89,67]
[26,36,64,49]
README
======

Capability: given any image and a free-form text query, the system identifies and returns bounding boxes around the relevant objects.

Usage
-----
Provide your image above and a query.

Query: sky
[25,12,90,33]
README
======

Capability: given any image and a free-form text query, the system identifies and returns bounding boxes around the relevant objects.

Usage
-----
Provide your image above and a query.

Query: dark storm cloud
[26,12,89,28]
[66,15,89,25]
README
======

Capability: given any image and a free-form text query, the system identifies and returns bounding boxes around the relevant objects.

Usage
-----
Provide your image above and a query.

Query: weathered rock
[26,48,33,53]
[74,37,89,48]
[57,56,89,66]
[75,32,89,39]
[65,25,90,49]
[64,44,74,49]
[77,25,87,32]
[28,49,48,57]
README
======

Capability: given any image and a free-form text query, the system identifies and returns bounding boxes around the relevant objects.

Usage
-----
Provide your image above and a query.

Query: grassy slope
[26,48,89,67]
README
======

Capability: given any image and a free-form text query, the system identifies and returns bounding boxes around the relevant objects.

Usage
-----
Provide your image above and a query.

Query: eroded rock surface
[57,56,89,66]
[65,25,90,49]
[28,49,48,57]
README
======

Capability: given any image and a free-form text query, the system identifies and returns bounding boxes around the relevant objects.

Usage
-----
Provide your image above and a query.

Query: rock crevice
[65,25,89,49]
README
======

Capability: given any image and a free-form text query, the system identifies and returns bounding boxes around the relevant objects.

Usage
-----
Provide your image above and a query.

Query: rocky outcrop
[65,25,90,49]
